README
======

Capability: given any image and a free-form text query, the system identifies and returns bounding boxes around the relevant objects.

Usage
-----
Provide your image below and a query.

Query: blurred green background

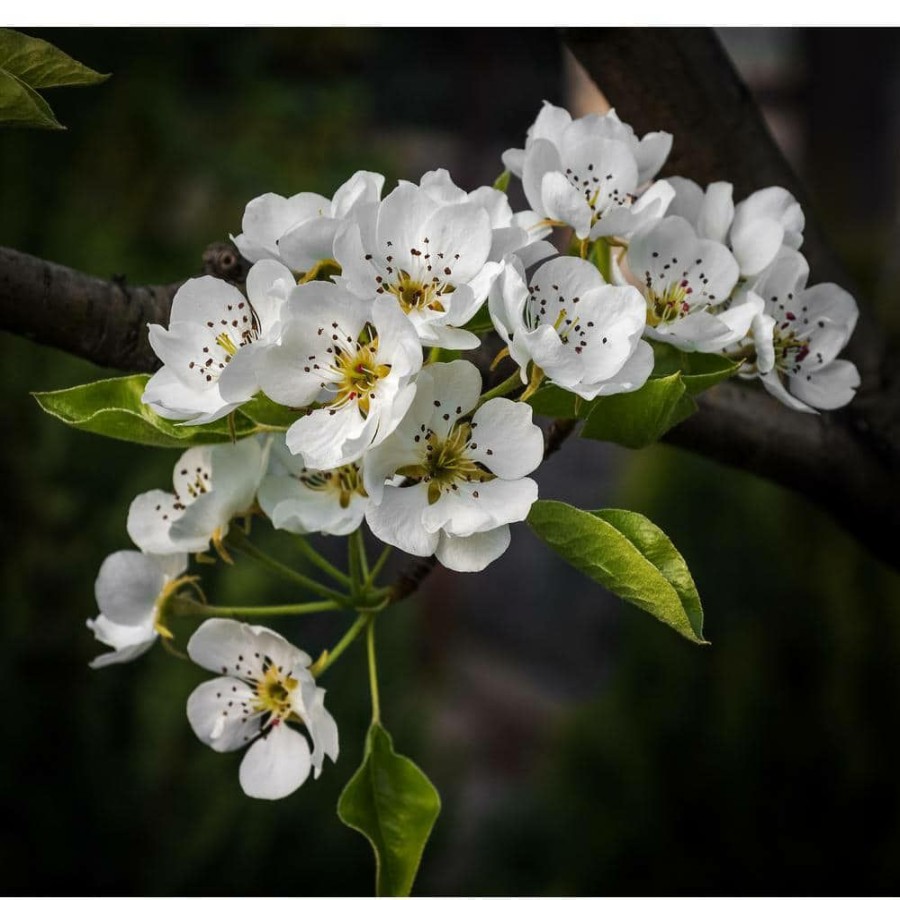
[1,28,899,896]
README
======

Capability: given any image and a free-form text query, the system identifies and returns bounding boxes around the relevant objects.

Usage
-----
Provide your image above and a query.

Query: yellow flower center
[332,341,391,417]
[253,661,300,722]
[397,422,494,505]
[383,270,454,313]
[300,464,368,509]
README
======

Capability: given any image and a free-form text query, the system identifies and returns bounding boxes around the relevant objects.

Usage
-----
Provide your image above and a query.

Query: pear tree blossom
[233,170,384,273]
[86,549,188,667]
[143,260,296,424]
[186,618,338,800]
[619,215,761,352]
[258,433,369,536]
[256,283,422,469]
[127,438,269,556]
[738,247,860,412]
[489,254,653,399]
[333,181,503,349]
[502,101,675,241]
[416,168,555,267]
[364,360,544,572]
[666,176,805,278]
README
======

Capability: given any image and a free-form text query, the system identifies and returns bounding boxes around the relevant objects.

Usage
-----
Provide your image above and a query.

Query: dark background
[1,28,899,896]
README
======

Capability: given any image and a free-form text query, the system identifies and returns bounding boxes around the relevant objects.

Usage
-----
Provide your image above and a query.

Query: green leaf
[648,341,741,395]
[527,500,707,644]
[33,375,264,448]
[492,169,511,192]
[240,393,300,430]
[0,68,62,129]
[338,722,441,897]
[0,29,109,129]
[581,373,697,449]
[525,384,583,419]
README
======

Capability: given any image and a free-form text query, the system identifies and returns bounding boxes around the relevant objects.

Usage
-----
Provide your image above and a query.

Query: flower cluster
[86,100,861,805]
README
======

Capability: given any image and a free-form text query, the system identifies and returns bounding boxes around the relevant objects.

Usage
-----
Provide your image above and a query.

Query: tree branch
[0,241,247,372]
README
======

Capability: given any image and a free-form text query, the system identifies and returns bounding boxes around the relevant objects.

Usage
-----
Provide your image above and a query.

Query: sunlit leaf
[527,500,707,644]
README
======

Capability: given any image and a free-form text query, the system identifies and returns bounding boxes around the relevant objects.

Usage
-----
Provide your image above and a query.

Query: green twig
[224,531,350,605]
[366,544,393,587]
[366,616,381,724]
[291,534,353,588]
[478,370,523,405]
[353,529,370,584]
[312,612,370,678]
[173,596,342,619]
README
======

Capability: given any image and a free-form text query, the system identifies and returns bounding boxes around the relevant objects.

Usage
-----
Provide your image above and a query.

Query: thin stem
[313,612,370,677]
[594,238,612,282]
[291,534,353,588]
[366,544,393,587]
[478,369,522,405]
[174,597,342,619]
[348,532,362,596]
[225,532,351,605]
[366,617,381,724]
[353,529,370,583]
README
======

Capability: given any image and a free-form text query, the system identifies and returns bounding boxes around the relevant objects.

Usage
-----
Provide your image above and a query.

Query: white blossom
[666,176,804,278]
[143,260,295,424]
[232,170,384,272]
[127,438,269,556]
[333,181,503,349]
[256,283,422,470]
[86,549,187,668]
[501,101,674,241]
[364,360,543,573]
[258,433,369,536]
[416,168,555,268]
[742,248,859,412]
[621,216,750,352]
[489,255,652,399]
[186,619,338,800]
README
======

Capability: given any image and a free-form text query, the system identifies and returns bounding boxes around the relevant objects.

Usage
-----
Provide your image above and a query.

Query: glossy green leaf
[338,722,441,897]
[492,169,511,192]
[32,375,263,448]
[580,373,697,448]
[527,500,707,644]
[0,29,109,129]
[649,341,741,395]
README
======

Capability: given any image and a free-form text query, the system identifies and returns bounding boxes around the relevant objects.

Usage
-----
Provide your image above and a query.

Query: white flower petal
[239,723,312,800]
[187,676,261,752]
[789,359,860,410]
[278,217,340,273]
[86,615,156,668]
[331,170,385,218]
[730,216,785,278]
[522,138,561,216]
[540,171,592,239]
[435,525,511,573]
[365,485,438,558]
[469,399,543,479]
[95,550,168,627]
[127,489,184,555]
[423,478,538,537]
